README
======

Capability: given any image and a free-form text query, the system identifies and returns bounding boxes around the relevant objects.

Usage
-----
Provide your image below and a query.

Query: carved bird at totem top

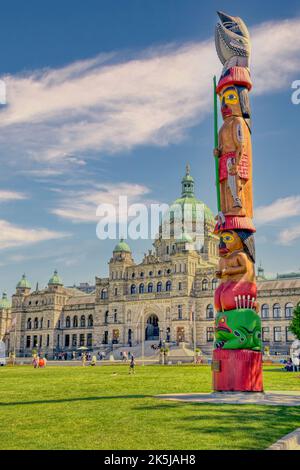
[215,11,251,73]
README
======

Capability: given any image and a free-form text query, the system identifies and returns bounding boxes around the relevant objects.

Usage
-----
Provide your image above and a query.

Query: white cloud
[0,17,299,169]
[0,190,27,202]
[51,182,152,223]
[0,219,70,250]
[278,225,300,245]
[255,195,300,224]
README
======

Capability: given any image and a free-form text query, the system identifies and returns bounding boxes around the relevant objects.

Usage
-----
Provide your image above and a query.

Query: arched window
[40,317,43,329]
[206,304,214,319]
[131,284,136,295]
[101,288,108,300]
[157,282,162,293]
[202,279,208,291]
[273,303,281,318]
[104,311,109,324]
[27,318,32,330]
[114,310,117,323]
[285,303,294,318]
[73,316,78,327]
[166,280,172,292]
[261,304,269,319]
[212,279,218,290]
[66,316,71,328]
[34,317,39,329]
[148,283,153,293]
[88,314,93,327]
[80,315,86,327]
[139,283,144,294]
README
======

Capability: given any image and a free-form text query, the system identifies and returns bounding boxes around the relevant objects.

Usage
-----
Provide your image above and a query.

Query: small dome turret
[16,274,31,290]
[113,239,131,253]
[48,270,63,286]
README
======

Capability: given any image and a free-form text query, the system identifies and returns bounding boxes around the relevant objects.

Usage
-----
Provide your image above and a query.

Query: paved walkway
[155,391,300,406]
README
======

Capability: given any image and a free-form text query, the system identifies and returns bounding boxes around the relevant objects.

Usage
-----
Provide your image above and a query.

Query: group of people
[32,354,47,368]
[283,356,300,372]
[81,353,97,366]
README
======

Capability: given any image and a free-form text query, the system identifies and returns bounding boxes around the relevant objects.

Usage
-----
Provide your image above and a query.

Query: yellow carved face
[219,230,243,257]
[219,85,242,118]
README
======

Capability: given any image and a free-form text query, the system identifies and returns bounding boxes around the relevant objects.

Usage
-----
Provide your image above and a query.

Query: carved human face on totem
[219,85,242,119]
[219,230,243,257]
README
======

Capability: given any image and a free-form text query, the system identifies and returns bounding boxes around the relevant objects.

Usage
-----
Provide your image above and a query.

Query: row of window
[101,279,218,299]
[26,334,50,349]
[112,268,173,280]
[26,315,94,330]
[130,281,172,295]
[25,333,94,349]
[262,327,294,342]
[64,333,93,348]
[26,318,50,330]
[65,315,93,328]
[261,303,294,319]
[25,296,65,307]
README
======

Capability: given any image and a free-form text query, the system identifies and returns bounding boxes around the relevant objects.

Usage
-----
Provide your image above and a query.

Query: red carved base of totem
[212,349,263,392]
[214,215,256,234]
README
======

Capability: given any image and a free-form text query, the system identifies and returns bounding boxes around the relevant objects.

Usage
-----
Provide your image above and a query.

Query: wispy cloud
[0,219,70,250]
[51,182,152,223]
[0,190,28,202]
[255,195,300,224]
[0,17,299,171]
[278,225,300,245]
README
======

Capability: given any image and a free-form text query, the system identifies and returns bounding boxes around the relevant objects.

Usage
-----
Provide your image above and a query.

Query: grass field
[0,364,300,450]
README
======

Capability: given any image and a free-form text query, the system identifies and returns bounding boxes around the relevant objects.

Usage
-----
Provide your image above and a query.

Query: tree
[289,302,300,340]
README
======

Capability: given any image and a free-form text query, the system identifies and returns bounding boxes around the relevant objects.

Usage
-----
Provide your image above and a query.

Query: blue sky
[1,0,300,296]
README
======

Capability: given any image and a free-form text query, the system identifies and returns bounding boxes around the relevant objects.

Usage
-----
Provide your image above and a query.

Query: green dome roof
[175,232,194,244]
[165,164,215,225]
[16,274,31,289]
[113,239,131,253]
[0,292,11,309]
[169,196,214,224]
[48,270,63,286]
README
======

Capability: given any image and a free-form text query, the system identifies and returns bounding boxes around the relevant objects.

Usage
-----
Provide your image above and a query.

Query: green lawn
[0,364,299,450]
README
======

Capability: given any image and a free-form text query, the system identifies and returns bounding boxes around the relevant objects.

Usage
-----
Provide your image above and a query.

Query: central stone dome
[161,164,215,236]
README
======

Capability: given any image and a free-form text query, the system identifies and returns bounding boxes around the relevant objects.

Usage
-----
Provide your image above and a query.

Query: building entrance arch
[145,314,159,341]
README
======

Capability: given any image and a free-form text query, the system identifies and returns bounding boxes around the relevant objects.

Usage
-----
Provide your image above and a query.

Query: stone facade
[1,169,299,357]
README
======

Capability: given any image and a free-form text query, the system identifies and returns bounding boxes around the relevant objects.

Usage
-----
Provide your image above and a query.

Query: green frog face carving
[214,309,262,351]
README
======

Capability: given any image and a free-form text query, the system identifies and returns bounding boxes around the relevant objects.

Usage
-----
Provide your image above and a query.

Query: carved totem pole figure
[212,12,263,392]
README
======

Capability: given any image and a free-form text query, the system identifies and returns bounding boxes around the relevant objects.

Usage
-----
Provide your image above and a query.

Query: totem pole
[212,11,263,392]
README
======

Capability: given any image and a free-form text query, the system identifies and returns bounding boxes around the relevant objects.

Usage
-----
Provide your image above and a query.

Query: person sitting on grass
[284,358,293,372]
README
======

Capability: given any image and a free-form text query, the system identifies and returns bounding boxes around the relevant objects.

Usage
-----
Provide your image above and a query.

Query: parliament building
[1,167,299,358]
